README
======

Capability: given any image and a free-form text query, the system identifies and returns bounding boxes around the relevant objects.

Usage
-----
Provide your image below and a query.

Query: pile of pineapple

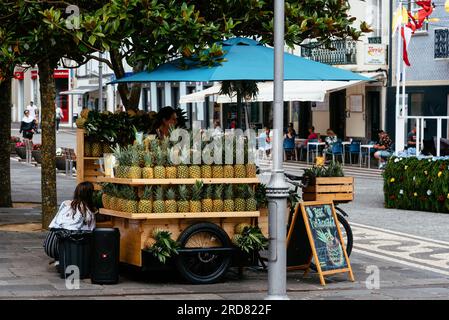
[101,181,258,214]
[111,136,257,179]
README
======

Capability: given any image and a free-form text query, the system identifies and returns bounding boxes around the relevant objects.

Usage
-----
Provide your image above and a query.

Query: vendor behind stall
[152,106,178,139]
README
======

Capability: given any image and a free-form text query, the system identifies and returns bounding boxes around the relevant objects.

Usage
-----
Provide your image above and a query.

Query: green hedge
[383,157,449,213]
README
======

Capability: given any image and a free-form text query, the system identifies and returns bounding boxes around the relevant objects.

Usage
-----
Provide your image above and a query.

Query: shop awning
[179,80,364,104]
[59,85,99,95]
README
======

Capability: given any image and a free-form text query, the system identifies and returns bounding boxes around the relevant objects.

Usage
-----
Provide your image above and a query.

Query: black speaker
[91,228,120,284]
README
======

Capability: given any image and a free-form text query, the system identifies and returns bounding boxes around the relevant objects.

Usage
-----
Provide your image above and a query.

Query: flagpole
[395,3,403,154]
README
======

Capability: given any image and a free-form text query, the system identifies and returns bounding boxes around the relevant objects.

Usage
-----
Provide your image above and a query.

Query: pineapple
[153,186,165,213]
[201,164,212,179]
[212,184,224,212]
[190,180,203,212]
[112,145,130,178]
[177,185,190,213]
[91,140,102,157]
[223,184,234,212]
[246,163,257,178]
[177,147,190,178]
[102,142,112,154]
[128,147,142,179]
[165,188,177,213]
[136,144,146,167]
[234,164,246,178]
[212,165,224,178]
[189,150,201,179]
[154,146,166,179]
[122,186,138,213]
[109,184,119,210]
[115,185,125,212]
[142,153,154,179]
[84,139,92,157]
[223,164,234,178]
[234,185,246,211]
[202,185,213,212]
[166,148,178,179]
[138,186,153,213]
[234,222,252,235]
[101,183,113,209]
[245,185,257,211]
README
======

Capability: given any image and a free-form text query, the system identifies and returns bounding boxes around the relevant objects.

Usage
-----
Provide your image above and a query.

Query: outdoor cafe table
[307,141,325,164]
[360,144,375,168]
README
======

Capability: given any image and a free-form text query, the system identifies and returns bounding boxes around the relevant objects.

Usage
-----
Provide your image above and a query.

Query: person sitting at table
[373,130,393,169]
[283,127,296,160]
[407,127,416,149]
[287,122,296,136]
[259,126,273,156]
[305,126,318,144]
[323,129,338,156]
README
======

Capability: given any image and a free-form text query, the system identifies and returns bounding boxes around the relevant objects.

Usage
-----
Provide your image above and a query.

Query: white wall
[345,84,366,137]
[312,111,330,136]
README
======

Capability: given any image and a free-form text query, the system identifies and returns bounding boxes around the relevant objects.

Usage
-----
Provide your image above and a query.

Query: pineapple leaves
[148,229,180,264]
[232,225,268,253]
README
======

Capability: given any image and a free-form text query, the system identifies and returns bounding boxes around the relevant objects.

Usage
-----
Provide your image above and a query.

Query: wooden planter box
[302,177,354,203]
[56,156,66,170]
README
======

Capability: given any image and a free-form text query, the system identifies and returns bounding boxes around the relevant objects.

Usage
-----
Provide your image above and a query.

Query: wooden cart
[76,129,268,284]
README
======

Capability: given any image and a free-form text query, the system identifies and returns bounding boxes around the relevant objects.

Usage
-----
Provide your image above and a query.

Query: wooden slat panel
[303,185,353,193]
[306,193,354,202]
[99,208,260,220]
[314,177,354,185]
[113,218,143,266]
[76,129,84,184]
[97,177,260,185]
[84,169,100,176]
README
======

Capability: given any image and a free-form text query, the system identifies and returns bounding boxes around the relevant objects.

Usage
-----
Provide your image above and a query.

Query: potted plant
[10,136,21,154]
[15,142,27,159]
[55,148,66,170]
[302,161,353,202]
[32,144,42,163]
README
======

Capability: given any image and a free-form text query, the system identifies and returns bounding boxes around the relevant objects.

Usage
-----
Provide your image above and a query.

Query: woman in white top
[44,182,97,261]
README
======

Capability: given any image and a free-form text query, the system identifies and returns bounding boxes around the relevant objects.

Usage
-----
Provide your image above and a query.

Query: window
[408,1,428,32]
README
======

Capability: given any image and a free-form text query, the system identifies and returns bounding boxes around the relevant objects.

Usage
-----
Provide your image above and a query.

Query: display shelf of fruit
[99,208,260,220]
[96,177,259,185]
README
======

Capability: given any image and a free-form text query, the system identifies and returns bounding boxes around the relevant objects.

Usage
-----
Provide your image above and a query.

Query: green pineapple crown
[178,185,189,201]
[234,184,246,198]
[224,184,233,199]
[141,186,153,200]
[246,185,255,199]
[144,152,153,167]
[155,146,166,166]
[112,145,130,166]
[154,186,165,201]
[129,147,140,166]
[213,184,223,200]
[203,185,213,199]
[166,188,177,201]
[150,139,160,152]
[123,185,137,201]
[102,183,113,195]
[191,180,204,201]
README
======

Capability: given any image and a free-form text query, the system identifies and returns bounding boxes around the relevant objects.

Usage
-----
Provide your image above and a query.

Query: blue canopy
[111,37,370,83]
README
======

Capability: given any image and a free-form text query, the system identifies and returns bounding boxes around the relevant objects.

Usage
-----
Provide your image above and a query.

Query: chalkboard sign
[298,201,354,285]
[286,207,312,270]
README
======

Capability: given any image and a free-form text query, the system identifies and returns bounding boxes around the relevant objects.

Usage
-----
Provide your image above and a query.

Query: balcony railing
[434,29,449,59]
[301,39,357,65]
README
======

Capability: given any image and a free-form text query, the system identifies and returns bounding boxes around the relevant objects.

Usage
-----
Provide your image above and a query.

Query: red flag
[401,26,412,66]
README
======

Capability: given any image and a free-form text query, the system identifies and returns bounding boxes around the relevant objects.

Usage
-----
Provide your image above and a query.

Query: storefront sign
[31,70,39,79]
[365,44,386,65]
[53,69,69,79]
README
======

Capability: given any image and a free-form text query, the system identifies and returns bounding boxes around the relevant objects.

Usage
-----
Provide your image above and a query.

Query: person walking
[19,110,37,142]
[55,104,64,133]
[26,101,40,133]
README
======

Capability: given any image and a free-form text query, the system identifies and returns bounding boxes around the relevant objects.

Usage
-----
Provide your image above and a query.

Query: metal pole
[266,0,289,300]
[394,3,402,154]
[99,53,103,112]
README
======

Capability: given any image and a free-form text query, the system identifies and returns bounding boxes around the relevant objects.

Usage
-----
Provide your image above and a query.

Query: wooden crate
[302,177,354,203]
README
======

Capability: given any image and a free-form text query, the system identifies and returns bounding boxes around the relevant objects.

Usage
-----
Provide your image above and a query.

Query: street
[2,129,449,299]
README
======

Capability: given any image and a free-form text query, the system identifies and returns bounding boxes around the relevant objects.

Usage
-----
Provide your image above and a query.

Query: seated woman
[43,182,97,265]
[323,129,338,156]
[283,127,296,160]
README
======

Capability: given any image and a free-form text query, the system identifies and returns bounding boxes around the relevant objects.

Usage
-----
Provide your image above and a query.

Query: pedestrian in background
[26,101,40,133]
[19,110,37,142]
[55,104,64,133]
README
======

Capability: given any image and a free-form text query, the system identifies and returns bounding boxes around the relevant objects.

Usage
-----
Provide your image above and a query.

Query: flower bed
[383,156,449,213]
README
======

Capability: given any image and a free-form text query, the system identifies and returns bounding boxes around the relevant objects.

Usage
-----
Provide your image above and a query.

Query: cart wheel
[175,222,232,284]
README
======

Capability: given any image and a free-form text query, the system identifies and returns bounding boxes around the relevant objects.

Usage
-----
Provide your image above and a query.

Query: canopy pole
[266,0,289,301]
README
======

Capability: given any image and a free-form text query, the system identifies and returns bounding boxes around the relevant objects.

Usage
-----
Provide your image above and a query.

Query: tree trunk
[38,59,57,229]
[110,49,142,112]
[0,79,13,207]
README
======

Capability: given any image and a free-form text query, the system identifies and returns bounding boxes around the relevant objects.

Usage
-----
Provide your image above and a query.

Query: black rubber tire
[310,212,353,271]
[175,222,232,284]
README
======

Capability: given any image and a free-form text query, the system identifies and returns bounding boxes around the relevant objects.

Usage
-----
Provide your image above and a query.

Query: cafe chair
[329,142,344,164]
[348,142,361,165]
